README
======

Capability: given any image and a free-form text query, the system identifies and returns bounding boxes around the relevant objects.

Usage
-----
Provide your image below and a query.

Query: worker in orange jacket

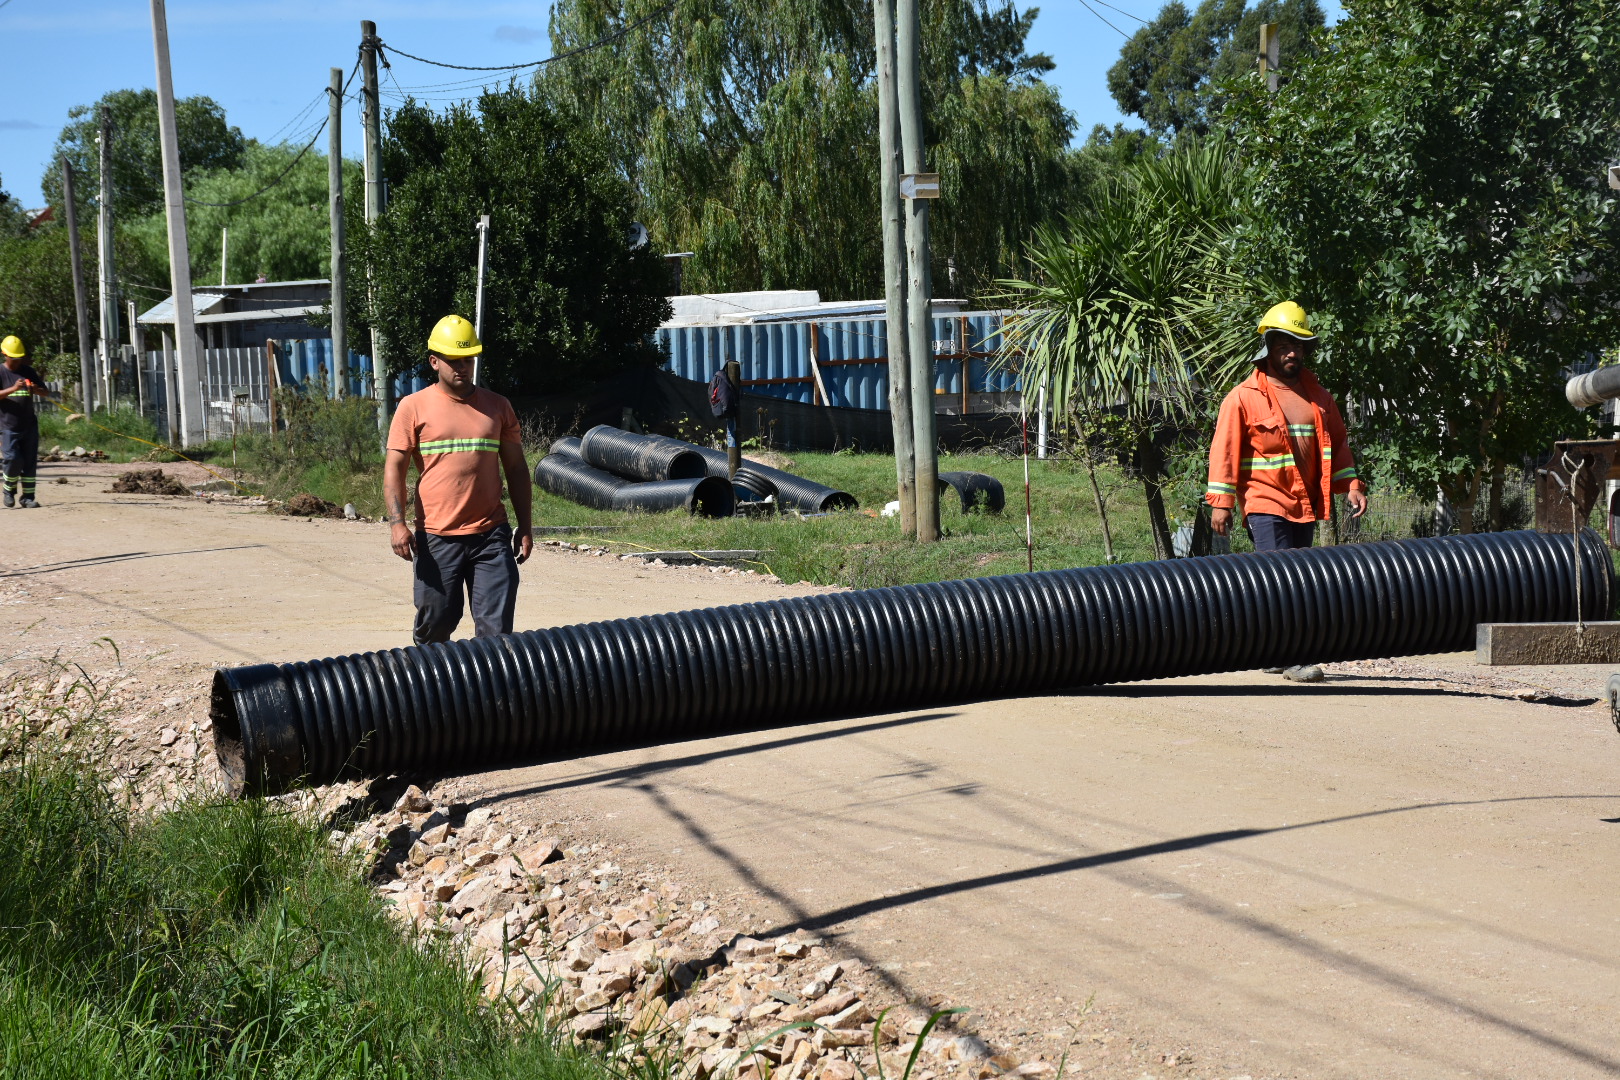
[1206,301,1369,551]
[1206,302,1369,682]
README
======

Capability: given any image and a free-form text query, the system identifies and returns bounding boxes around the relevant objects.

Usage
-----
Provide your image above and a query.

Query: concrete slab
[1476,622,1620,665]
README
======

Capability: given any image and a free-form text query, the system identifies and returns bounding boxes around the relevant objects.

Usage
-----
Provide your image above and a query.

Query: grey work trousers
[413,523,519,644]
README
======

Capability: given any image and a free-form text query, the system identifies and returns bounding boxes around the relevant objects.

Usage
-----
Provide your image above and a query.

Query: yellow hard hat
[426,314,482,358]
[0,335,25,359]
[1257,301,1315,340]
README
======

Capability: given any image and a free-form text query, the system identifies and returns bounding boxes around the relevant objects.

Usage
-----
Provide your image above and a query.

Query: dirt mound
[280,493,343,518]
[108,468,191,496]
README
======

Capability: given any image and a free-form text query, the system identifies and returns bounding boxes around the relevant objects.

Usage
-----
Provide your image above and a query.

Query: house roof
[137,293,228,324]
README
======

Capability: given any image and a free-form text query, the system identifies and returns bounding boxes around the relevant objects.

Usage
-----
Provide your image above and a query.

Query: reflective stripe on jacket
[1205,367,1366,523]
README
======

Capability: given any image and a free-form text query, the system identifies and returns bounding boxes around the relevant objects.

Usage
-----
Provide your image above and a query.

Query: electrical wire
[376,4,672,73]
[184,118,327,208]
[182,59,360,209]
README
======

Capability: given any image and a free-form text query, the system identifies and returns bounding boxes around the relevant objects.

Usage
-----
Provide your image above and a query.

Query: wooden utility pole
[219,227,229,285]
[895,0,939,541]
[97,104,118,405]
[874,0,916,537]
[361,19,391,432]
[60,158,95,413]
[149,0,205,446]
[328,66,348,399]
[1258,22,1280,92]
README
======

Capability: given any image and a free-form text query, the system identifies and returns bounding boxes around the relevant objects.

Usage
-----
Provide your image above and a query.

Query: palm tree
[993,141,1263,559]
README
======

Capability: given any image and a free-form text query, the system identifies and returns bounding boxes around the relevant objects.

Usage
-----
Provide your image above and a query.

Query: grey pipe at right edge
[212,529,1612,795]
[1566,365,1620,409]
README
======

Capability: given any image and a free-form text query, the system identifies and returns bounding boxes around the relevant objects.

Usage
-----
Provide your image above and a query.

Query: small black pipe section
[213,530,1611,795]
[939,471,1005,514]
[579,425,708,481]
[550,436,583,458]
[688,445,858,512]
[533,453,735,518]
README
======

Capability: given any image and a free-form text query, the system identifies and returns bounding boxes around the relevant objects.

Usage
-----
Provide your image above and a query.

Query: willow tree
[993,143,1260,559]
[536,0,1074,298]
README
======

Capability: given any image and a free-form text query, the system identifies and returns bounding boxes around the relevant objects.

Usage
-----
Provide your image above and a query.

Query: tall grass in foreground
[0,730,610,1080]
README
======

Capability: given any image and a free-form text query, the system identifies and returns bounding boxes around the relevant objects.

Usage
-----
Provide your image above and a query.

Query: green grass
[0,720,619,1080]
[37,405,178,464]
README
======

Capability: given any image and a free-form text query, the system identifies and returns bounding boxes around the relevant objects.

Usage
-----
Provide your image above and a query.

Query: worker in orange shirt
[384,315,534,644]
[1206,302,1370,679]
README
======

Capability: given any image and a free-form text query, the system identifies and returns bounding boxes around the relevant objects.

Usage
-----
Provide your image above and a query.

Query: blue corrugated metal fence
[657,312,1020,411]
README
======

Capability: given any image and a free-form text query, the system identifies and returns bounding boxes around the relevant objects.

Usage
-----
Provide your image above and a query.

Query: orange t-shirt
[387,384,520,536]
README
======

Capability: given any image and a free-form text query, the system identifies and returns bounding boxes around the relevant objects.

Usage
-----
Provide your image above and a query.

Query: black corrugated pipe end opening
[210,664,307,798]
[819,491,859,512]
[691,475,738,517]
[940,471,1006,514]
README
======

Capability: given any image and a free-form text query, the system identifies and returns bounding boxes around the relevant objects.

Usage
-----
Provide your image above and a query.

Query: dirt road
[8,462,1620,1079]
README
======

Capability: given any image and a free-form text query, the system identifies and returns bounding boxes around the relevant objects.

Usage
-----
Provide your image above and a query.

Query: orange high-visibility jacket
[1206,367,1367,523]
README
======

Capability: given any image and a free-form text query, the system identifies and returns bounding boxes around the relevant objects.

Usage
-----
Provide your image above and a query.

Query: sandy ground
[6,460,1620,1080]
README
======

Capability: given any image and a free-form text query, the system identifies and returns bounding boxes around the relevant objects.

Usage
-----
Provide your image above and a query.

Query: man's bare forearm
[382,452,411,526]
[501,446,532,530]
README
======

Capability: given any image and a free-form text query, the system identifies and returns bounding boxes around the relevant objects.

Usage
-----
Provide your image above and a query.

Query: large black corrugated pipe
[213,530,1610,795]
[579,425,708,481]
[733,467,779,502]
[688,445,858,512]
[940,471,1005,514]
[1566,365,1620,409]
[533,453,735,518]
[550,436,583,458]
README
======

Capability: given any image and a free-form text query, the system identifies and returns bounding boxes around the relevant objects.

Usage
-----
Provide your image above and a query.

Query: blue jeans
[1247,513,1315,551]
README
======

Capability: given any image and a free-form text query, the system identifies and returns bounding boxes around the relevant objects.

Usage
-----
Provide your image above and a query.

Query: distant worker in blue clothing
[0,335,52,509]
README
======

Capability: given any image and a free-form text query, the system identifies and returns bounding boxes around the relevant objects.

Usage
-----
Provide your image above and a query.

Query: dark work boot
[2,490,13,509]
[19,497,37,509]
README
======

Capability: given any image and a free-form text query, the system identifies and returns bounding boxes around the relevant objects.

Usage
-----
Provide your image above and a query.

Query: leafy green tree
[1227,0,1620,533]
[0,175,28,238]
[1107,0,1324,137]
[41,89,246,219]
[537,0,1074,298]
[123,142,359,286]
[356,88,672,395]
[0,222,156,379]
[993,142,1258,558]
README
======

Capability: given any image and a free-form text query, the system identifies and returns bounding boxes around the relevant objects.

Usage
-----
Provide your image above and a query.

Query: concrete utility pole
[1258,22,1280,92]
[895,0,940,541]
[149,0,205,446]
[328,66,348,399]
[874,0,917,537]
[60,158,95,413]
[97,104,118,405]
[219,227,229,285]
[472,213,490,385]
[361,19,391,432]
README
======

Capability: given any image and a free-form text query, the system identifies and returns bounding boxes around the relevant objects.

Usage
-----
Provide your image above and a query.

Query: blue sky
[1,0,1341,210]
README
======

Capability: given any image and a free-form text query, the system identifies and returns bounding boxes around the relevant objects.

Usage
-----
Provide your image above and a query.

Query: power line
[377,4,672,73]
[184,118,328,207]
[1090,0,1151,25]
